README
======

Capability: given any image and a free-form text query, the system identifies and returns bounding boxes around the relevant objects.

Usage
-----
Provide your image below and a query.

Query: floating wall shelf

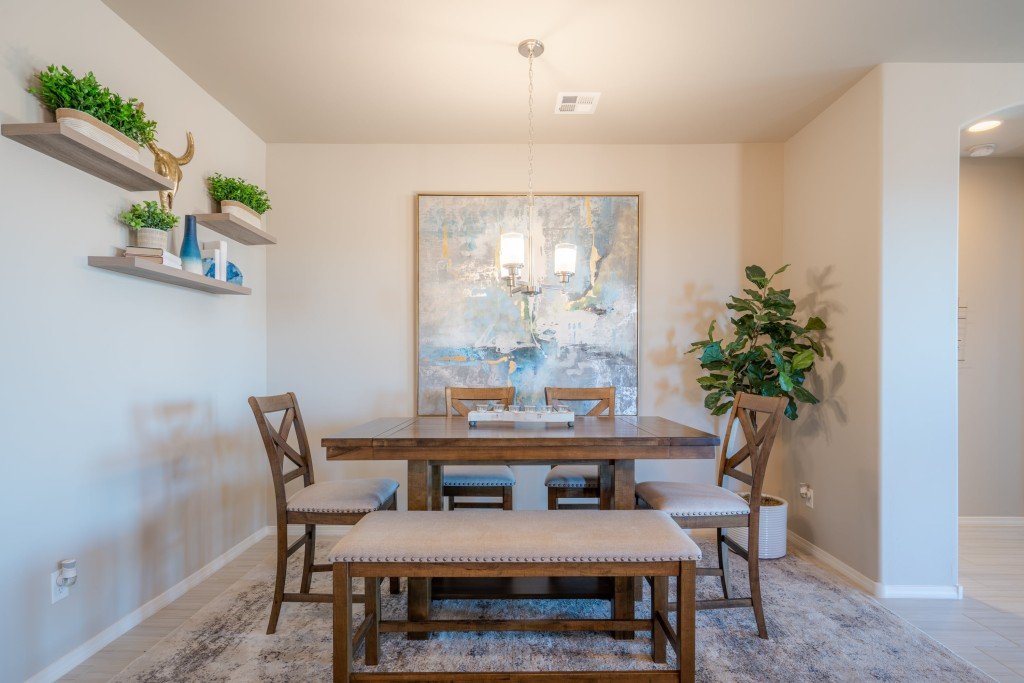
[1,121,174,192]
[192,213,277,245]
[88,256,251,295]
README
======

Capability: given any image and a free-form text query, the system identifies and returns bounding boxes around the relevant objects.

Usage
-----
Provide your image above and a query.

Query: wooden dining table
[323,414,719,639]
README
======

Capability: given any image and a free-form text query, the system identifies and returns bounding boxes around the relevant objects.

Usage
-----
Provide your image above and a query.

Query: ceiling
[961,104,1024,157]
[103,0,1024,144]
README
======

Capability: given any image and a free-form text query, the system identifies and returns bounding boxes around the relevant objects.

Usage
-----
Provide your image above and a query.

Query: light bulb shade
[554,242,577,275]
[500,232,526,269]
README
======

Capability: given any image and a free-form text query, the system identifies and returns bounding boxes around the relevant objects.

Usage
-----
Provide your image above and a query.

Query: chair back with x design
[249,393,315,523]
[716,393,788,516]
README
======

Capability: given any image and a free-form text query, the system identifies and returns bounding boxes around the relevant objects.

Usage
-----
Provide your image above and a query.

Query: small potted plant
[29,65,157,161]
[119,201,178,250]
[689,264,828,559]
[207,173,271,229]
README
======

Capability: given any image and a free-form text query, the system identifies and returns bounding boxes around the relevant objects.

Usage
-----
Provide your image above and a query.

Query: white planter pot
[135,228,169,250]
[56,108,141,162]
[220,200,263,229]
[726,494,788,559]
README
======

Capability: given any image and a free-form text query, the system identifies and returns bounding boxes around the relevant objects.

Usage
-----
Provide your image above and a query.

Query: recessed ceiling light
[967,120,1002,133]
[968,144,996,157]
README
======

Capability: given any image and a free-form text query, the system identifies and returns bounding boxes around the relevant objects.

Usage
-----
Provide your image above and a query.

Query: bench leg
[652,575,668,663]
[364,576,380,666]
[678,561,696,682]
[333,562,352,683]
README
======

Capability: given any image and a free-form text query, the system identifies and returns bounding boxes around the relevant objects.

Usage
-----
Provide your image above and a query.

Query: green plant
[207,173,272,215]
[689,265,827,420]
[119,201,178,231]
[29,65,157,145]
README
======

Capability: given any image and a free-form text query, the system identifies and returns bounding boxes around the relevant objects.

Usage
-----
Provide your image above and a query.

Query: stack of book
[121,246,182,269]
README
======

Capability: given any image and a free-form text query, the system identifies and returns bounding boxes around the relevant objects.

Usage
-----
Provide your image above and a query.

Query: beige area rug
[112,538,988,682]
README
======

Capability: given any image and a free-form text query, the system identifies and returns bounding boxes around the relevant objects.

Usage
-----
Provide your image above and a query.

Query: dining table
[322,414,719,639]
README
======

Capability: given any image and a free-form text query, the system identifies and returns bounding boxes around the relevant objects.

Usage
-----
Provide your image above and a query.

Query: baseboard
[786,530,880,595]
[875,584,964,599]
[786,530,962,600]
[959,516,1024,526]
[26,525,269,683]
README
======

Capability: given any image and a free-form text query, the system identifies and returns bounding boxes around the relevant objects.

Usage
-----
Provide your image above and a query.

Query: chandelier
[499,39,577,295]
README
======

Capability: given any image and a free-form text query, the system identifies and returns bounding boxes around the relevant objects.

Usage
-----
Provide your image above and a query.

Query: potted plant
[119,201,178,250]
[207,173,271,229]
[689,264,828,559]
[29,65,157,161]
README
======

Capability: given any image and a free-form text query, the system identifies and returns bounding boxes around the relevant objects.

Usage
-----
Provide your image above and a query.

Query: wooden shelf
[88,256,251,295]
[2,121,174,191]
[192,213,277,245]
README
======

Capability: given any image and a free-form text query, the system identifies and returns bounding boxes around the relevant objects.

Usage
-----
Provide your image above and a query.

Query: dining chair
[249,392,401,634]
[635,392,787,638]
[440,386,516,510]
[543,386,615,510]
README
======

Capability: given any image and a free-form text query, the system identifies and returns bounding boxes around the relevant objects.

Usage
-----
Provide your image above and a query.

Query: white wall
[0,2,268,680]
[773,69,884,582]
[267,143,783,511]
[958,157,1024,517]
[879,63,1024,593]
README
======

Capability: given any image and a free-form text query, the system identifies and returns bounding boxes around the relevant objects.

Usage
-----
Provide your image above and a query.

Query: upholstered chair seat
[544,464,598,489]
[286,478,400,514]
[442,465,516,487]
[635,481,750,518]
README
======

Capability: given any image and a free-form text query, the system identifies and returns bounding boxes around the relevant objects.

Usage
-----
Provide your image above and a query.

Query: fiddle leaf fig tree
[689,264,827,420]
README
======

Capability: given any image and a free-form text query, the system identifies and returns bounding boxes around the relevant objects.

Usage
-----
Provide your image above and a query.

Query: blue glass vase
[180,215,202,274]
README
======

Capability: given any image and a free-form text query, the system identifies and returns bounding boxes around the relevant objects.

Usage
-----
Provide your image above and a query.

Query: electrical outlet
[799,482,814,509]
[51,570,69,604]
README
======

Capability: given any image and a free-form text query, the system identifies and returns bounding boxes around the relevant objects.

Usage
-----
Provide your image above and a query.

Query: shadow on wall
[794,265,848,444]
[131,400,263,606]
[647,281,722,416]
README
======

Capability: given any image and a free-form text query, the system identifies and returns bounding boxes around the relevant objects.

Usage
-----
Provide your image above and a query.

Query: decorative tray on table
[467,408,575,428]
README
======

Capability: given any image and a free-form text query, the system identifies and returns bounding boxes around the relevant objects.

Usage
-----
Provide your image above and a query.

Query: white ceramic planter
[56,108,141,162]
[726,494,788,559]
[135,227,169,250]
[220,200,263,229]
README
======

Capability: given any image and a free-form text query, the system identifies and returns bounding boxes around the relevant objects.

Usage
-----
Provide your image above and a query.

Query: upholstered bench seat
[441,464,515,487]
[328,509,700,563]
[636,481,750,518]
[544,464,598,488]
[330,510,700,682]
[286,478,399,514]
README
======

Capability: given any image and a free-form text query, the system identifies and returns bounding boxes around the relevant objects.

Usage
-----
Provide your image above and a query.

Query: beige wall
[266,143,783,511]
[773,69,884,582]
[958,157,1024,517]
[0,2,268,680]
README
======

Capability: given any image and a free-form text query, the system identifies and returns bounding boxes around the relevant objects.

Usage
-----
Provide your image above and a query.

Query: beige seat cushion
[544,464,598,488]
[286,478,398,514]
[328,510,701,563]
[443,465,515,487]
[636,481,750,518]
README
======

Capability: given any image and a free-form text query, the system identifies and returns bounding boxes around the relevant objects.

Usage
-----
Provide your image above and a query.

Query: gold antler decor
[148,131,194,210]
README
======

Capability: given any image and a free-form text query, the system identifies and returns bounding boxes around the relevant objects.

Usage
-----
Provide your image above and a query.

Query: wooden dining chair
[440,386,517,510]
[249,392,401,634]
[635,392,787,638]
[543,386,615,510]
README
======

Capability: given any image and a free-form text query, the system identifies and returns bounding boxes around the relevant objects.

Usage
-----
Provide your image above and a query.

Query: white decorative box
[467,410,575,428]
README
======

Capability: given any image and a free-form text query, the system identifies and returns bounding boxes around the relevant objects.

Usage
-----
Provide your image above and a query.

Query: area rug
[112,537,987,682]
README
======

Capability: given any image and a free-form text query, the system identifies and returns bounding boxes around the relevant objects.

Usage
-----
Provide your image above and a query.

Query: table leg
[430,464,444,511]
[613,459,636,639]
[407,460,431,640]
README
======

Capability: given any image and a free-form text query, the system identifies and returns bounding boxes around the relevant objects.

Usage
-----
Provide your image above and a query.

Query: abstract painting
[417,194,639,415]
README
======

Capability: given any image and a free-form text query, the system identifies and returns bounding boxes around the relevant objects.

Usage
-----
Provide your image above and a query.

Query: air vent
[555,92,601,115]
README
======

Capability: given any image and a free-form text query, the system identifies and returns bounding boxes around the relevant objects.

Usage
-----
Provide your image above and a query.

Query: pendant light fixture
[499,39,577,295]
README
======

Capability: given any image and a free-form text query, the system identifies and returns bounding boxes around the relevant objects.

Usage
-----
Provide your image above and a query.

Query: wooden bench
[329,509,701,682]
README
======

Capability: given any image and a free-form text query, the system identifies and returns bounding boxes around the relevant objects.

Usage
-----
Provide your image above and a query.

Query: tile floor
[63,524,1022,681]
[878,523,1024,681]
